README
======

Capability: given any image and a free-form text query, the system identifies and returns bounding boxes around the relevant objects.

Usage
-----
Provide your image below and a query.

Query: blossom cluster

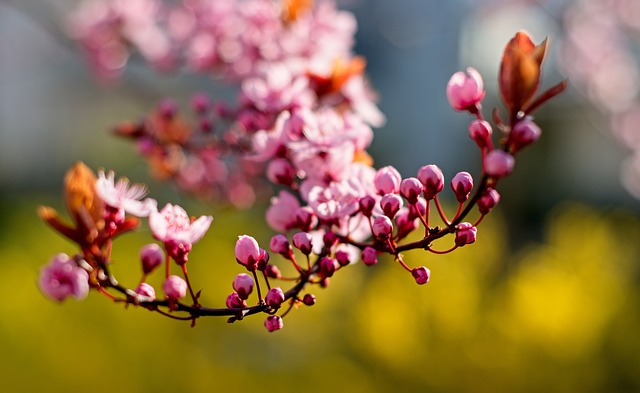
[39,0,565,332]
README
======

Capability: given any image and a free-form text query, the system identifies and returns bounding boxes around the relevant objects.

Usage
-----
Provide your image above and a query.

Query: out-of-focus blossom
[163,275,187,300]
[39,254,90,302]
[96,170,157,217]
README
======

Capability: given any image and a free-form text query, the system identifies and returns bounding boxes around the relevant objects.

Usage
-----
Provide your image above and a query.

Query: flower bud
[408,197,427,220]
[400,177,424,204]
[38,253,89,302]
[267,158,297,186]
[302,293,316,306]
[232,273,254,300]
[411,266,431,285]
[163,275,187,300]
[380,194,403,218]
[140,243,164,275]
[484,150,515,178]
[374,166,402,195]
[235,235,266,271]
[477,188,500,215]
[372,215,394,239]
[266,287,285,308]
[362,246,378,266]
[319,257,339,277]
[135,283,156,300]
[450,172,474,203]
[270,234,291,254]
[395,209,418,239]
[509,118,541,152]
[323,231,338,248]
[446,67,485,112]
[335,250,351,266]
[455,222,477,247]
[417,165,444,200]
[226,292,247,308]
[292,232,313,255]
[359,195,376,216]
[264,315,283,332]
[469,120,492,148]
[295,207,317,231]
[264,264,282,279]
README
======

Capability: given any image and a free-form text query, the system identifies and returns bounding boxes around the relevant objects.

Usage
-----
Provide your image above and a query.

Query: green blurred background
[2,1,640,392]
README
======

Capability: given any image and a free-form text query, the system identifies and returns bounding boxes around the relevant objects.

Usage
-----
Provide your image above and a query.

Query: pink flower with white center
[266,190,300,231]
[149,204,213,264]
[446,67,485,111]
[163,275,187,300]
[96,170,157,217]
[39,253,89,302]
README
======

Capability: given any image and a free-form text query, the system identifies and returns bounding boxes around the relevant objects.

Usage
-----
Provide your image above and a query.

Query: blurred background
[2,0,640,392]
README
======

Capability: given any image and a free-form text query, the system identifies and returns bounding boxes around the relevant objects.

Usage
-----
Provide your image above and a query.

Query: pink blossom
[235,235,267,270]
[361,246,378,266]
[135,282,156,301]
[455,222,477,247]
[39,253,89,302]
[265,287,285,308]
[417,164,444,200]
[269,234,291,254]
[484,150,515,178]
[140,243,164,274]
[400,177,423,204]
[232,273,254,300]
[411,266,431,285]
[266,190,300,231]
[446,67,485,111]
[477,188,500,215]
[96,170,157,217]
[226,292,247,309]
[163,275,187,300]
[509,118,541,152]
[469,120,492,148]
[292,232,313,255]
[374,166,402,195]
[380,194,403,218]
[372,215,393,240]
[319,257,339,277]
[149,204,213,264]
[264,315,283,332]
[450,172,474,203]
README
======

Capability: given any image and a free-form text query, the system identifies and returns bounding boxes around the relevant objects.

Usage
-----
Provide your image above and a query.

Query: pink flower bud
[39,253,89,302]
[266,287,285,308]
[455,222,477,247]
[295,207,317,231]
[411,266,431,285]
[235,235,266,271]
[264,264,282,279]
[484,150,515,178]
[264,315,283,332]
[395,209,418,239]
[417,164,445,200]
[267,158,297,186]
[232,273,255,300]
[163,275,187,300]
[450,172,474,202]
[469,120,492,148]
[135,283,156,300]
[408,197,427,220]
[477,188,500,215]
[359,195,376,216]
[335,250,351,266]
[380,194,403,218]
[140,243,164,275]
[400,177,424,204]
[292,232,313,255]
[270,234,291,254]
[362,246,378,266]
[372,215,394,239]
[302,293,316,306]
[323,231,338,248]
[226,292,247,308]
[319,257,339,277]
[374,166,402,195]
[509,118,541,152]
[446,67,485,111]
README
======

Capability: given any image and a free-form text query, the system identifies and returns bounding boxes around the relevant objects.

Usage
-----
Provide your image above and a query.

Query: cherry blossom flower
[96,170,157,217]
